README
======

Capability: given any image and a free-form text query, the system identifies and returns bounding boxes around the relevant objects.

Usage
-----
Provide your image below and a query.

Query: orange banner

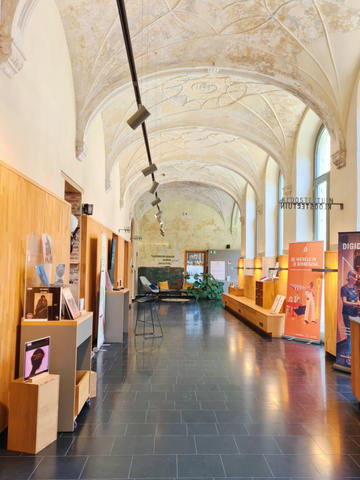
[284,241,324,341]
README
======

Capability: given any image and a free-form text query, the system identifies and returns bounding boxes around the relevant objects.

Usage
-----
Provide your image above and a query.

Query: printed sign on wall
[284,241,324,341]
[335,232,360,370]
[97,232,107,349]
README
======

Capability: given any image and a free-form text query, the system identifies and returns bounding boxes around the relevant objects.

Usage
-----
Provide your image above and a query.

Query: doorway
[185,251,207,283]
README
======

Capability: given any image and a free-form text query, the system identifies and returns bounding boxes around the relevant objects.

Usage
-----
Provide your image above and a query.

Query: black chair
[135,296,163,339]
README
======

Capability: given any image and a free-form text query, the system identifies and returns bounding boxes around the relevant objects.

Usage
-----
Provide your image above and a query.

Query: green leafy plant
[185,273,224,301]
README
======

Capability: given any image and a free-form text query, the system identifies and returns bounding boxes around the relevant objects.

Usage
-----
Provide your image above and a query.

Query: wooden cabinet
[19,313,93,432]
[255,281,275,309]
[8,375,59,454]
[222,293,285,337]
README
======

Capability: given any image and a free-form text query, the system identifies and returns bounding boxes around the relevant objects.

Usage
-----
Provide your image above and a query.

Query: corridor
[2,301,360,479]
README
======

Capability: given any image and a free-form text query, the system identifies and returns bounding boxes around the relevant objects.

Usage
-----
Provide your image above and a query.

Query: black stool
[135,297,163,339]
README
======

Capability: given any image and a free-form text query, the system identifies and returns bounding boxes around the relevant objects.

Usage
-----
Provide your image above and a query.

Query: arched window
[314,126,330,248]
[278,171,284,256]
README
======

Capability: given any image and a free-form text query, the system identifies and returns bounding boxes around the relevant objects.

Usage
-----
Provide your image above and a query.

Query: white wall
[264,157,279,257]
[245,185,256,259]
[0,0,130,240]
[295,109,322,243]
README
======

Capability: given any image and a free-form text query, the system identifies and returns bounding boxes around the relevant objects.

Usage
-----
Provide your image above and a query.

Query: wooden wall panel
[80,216,132,338]
[0,160,70,433]
[324,250,338,356]
[80,216,113,340]
[237,258,244,288]
[274,254,288,313]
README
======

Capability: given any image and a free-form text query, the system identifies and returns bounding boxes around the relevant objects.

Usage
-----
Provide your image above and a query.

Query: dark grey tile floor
[2,300,360,479]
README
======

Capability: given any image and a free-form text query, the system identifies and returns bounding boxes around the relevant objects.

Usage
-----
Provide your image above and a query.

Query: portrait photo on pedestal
[24,337,50,382]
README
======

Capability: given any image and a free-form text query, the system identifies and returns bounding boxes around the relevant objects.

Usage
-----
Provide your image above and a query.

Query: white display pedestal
[105,289,130,342]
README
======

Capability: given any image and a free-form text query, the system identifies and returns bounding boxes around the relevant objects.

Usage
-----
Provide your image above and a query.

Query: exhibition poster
[97,232,107,349]
[335,232,360,370]
[284,241,324,341]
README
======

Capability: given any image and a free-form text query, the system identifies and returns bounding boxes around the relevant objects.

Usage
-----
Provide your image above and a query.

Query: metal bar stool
[135,297,163,339]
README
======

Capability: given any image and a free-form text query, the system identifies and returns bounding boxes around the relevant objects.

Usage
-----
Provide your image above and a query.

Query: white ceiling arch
[134,181,241,222]
[125,161,256,218]
[45,0,360,166]
[101,70,307,190]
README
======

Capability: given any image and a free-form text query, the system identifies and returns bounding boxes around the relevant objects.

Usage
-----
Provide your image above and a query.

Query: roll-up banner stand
[284,241,324,344]
[334,232,360,373]
[97,232,107,349]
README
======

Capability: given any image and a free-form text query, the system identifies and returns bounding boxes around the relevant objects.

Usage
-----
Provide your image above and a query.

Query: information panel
[335,232,360,371]
[210,261,225,281]
[284,241,324,342]
[97,232,107,349]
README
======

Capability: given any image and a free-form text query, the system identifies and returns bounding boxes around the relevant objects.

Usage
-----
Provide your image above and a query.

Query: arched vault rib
[129,178,247,221]
[104,125,290,193]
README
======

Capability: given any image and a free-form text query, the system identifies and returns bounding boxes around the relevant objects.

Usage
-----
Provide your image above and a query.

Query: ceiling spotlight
[151,197,161,207]
[156,217,162,224]
[127,105,151,130]
[160,231,165,237]
[149,181,159,194]
[142,164,157,177]
[160,228,165,234]
[154,211,163,219]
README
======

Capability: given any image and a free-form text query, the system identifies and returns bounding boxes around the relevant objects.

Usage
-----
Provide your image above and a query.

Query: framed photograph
[25,287,61,321]
[54,263,65,286]
[62,287,81,319]
[42,233,53,264]
[24,336,50,382]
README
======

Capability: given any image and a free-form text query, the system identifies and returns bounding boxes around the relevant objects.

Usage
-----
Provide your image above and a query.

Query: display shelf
[19,312,93,432]
[222,293,285,337]
[255,281,275,309]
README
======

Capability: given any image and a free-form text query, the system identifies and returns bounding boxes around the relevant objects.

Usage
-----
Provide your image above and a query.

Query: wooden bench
[222,293,285,337]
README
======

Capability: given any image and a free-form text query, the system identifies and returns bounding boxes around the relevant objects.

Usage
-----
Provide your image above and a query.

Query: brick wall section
[65,192,81,280]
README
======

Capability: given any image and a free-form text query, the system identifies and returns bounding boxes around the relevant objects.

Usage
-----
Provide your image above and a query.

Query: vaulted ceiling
[2,0,360,214]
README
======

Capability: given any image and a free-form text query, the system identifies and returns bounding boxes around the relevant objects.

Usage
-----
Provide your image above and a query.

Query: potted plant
[185,273,224,301]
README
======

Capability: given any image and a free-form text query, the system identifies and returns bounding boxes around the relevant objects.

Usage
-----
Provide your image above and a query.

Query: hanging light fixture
[149,181,159,194]
[154,211,163,218]
[151,197,161,207]
[142,164,157,177]
[127,105,151,130]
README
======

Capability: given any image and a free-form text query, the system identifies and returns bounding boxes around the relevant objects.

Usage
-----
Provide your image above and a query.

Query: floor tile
[155,436,196,454]
[125,424,157,436]
[156,423,187,435]
[312,435,360,454]
[111,435,154,454]
[92,423,127,436]
[196,435,239,454]
[311,454,360,477]
[187,424,219,436]
[215,410,252,423]
[0,457,41,479]
[235,435,281,454]
[274,435,324,454]
[178,454,225,478]
[130,455,176,478]
[265,454,321,477]
[30,456,87,479]
[80,455,132,479]
[66,436,114,455]
[182,410,217,423]
[221,454,273,477]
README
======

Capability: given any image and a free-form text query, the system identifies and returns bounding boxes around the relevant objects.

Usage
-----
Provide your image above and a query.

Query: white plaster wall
[264,157,279,257]
[295,109,322,243]
[245,185,255,259]
[330,72,360,248]
[0,0,130,240]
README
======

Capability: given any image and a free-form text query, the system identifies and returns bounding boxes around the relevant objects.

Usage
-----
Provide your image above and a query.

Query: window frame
[313,125,330,250]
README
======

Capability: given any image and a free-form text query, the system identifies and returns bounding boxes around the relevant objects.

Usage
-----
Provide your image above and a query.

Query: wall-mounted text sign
[279,197,343,210]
